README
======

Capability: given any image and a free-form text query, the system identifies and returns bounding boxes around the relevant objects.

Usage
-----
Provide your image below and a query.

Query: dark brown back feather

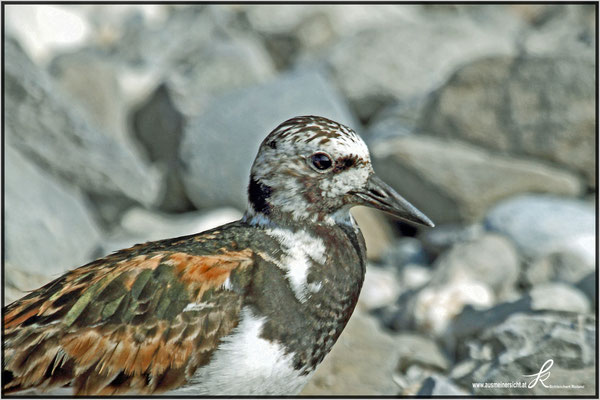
[3,233,254,395]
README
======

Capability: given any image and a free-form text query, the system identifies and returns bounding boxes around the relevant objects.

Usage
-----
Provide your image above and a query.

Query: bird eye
[309,152,333,172]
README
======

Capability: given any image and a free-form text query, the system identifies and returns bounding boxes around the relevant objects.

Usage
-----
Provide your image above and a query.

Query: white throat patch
[264,227,326,302]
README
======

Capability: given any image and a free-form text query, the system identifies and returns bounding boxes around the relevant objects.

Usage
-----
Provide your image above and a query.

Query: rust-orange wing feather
[3,239,254,395]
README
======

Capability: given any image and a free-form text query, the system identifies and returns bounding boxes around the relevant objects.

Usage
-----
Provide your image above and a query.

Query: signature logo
[523,359,554,388]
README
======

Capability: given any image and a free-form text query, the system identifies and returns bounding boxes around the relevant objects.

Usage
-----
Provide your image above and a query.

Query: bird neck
[245,174,357,228]
[242,205,356,231]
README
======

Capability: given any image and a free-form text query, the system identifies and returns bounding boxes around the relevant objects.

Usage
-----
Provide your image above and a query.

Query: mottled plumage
[3,116,433,395]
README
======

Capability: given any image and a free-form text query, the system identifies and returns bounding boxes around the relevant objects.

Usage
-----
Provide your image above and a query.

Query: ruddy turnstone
[3,116,433,395]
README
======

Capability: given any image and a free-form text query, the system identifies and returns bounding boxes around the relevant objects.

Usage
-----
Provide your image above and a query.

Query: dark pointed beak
[351,174,435,227]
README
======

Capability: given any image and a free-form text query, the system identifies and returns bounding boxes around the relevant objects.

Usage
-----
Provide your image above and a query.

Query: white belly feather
[169,307,312,395]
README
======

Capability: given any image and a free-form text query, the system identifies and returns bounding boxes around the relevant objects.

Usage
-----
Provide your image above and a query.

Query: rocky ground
[4,4,597,396]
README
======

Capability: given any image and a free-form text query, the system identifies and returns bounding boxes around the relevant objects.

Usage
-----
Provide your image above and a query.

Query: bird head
[245,116,434,228]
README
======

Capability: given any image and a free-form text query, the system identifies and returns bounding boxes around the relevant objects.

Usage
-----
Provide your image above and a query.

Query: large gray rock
[451,285,591,347]
[529,283,590,314]
[4,263,55,305]
[349,206,396,261]
[485,195,595,262]
[107,7,273,110]
[459,313,596,395]
[397,264,433,292]
[576,272,596,309]
[96,207,242,258]
[419,56,596,187]
[4,4,92,64]
[417,223,484,258]
[243,5,424,69]
[180,69,357,210]
[166,34,275,116]
[380,237,429,269]
[364,98,427,143]
[5,145,102,276]
[136,33,274,209]
[122,10,275,212]
[382,277,494,336]
[49,50,132,147]
[371,135,582,224]
[107,6,219,73]
[525,249,595,287]
[131,84,191,212]
[521,4,595,59]
[395,334,450,373]
[448,297,533,345]
[358,265,400,311]
[323,13,519,121]
[4,37,161,211]
[430,234,520,298]
[301,311,400,395]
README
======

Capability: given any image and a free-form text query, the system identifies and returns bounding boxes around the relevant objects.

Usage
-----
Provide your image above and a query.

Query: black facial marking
[333,155,357,172]
[248,176,273,215]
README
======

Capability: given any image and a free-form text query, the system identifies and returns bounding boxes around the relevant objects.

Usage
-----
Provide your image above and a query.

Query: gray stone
[448,297,533,344]
[165,34,276,116]
[380,237,429,269]
[243,5,424,69]
[395,333,450,373]
[5,145,102,276]
[450,284,591,349]
[398,264,433,291]
[412,279,494,336]
[323,13,519,121]
[131,84,191,212]
[96,207,242,257]
[4,4,92,64]
[416,374,469,396]
[49,50,131,147]
[431,234,520,297]
[132,84,185,165]
[4,263,54,305]
[350,206,396,261]
[4,37,161,211]
[576,272,596,309]
[180,69,357,210]
[485,195,595,261]
[364,99,427,143]
[449,359,480,382]
[525,250,595,287]
[460,313,596,395]
[521,4,595,60]
[381,277,495,336]
[301,311,401,395]
[108,6,218,73]
[357,265,400,311]
[371,135,582,224]
[124,16,274,212]
[529,283,590,314]
[418,223,484,258]
[107,7,274,110]
[377,289,421,333]
[419,56,596,186]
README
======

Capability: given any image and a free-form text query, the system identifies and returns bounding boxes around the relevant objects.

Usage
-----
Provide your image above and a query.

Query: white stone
[358,265,400,310]
[530,283,590,314]
[414,278,494,336]
[5,5,91,64]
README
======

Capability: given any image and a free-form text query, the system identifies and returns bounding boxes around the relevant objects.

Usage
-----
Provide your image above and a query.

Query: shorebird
[3,115,433,395]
